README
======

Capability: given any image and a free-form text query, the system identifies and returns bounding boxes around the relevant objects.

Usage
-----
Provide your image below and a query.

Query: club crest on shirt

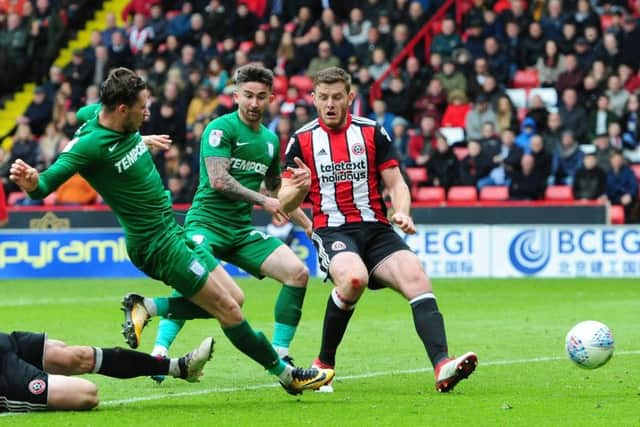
[331,241,347,251]
[351,143,365,156]
[28,379,46,395]
[209,130,223,147]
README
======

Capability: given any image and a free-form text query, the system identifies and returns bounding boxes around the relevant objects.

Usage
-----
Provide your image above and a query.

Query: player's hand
[9,159,39,192]
[263,196,289,223]
[391,212,416,235]
[304,224,313,238]
[142,134,172,151]
[286,156,311,191]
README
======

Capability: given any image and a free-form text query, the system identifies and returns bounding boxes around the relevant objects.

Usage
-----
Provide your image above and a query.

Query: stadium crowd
[0,0,639,221]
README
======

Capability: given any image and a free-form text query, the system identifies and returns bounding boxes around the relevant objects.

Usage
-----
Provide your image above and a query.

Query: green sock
[152,297,212,320]
[272,285,306,350]
[223,320,281,371]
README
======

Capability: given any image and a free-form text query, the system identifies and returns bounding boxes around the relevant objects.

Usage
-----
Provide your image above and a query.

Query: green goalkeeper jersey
[187,111,280,228]
[28,104,173,243]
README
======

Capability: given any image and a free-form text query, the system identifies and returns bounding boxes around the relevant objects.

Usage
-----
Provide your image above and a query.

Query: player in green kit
[8,67,333,395]
[138,64,314,380]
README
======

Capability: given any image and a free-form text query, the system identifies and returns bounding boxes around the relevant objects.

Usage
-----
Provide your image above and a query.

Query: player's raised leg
[372,250,477,392]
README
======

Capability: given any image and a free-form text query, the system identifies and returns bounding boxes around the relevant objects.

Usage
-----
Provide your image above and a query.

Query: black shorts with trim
[0,332,48,412]
[311,222,410,290]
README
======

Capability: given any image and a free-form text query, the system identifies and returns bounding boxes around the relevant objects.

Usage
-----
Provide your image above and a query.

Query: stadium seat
[453,146,468,160]
[512,69,539,90]
[273,75,288,96]
[413,186,445,202]
[289,75,314,94]
[517,107,528,124]
[545,185,574,201]
[631,164,640,180]
[405,167,428,186]
[610,205,625,224]
[239,41,254,53]
[217,94,234,109]
[165,10,181,20]
[479,185,509,201]
[447,186,477,201]
[7,191,25,205]
[439,127,465,145]
[505,88,528,109]
[600,14,614,31]
[529,87,558,108]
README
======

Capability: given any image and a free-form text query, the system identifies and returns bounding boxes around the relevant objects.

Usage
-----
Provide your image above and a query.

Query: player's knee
[79,383,99,410]
[289,263,309,286]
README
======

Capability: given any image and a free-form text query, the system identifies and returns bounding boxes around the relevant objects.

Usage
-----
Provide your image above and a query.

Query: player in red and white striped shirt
[280,67,477,393]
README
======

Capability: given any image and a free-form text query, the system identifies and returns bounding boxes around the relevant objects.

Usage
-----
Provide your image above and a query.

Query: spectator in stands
[464,19,486,60]
[391,116,410,165]
[38,122,65,169]
[343,7,371,48]
[529,134,552,177]
[500,0,531,36]
[2,124,38,196]
[502,19,523,72]
[607,121,625,150]
[203,57,228,95]
[580,74,601,115]
[291,6,314,39]
[605,74,629,117]
[525,94,549,134]
[41,65,63,103]
[459,139,494,187]
[550,130,584,185]
[557,19,577,54]
[171,44,202,83]
[274,31,299,76]
[620,15,640,69]
[186,84,217,129]
[318,7,336,40]
[182,12,206,48]
[573,152,607,200]
[121,0,159,22]
[55,173,98,205]
[588,59,608,92]
[466,94,497,141]
[621,92,640,148]
[407,115,437,167]
[587,94,619,143]
[467,56,491,100]
[593,133,613,172]
[384,76,411,120]
[607,151,639,222]
[128,13,154,54]
[520,21,546,68]
[430,17,462,59]
[292,102,312,132]
[559,88,588,143]
[542,111,564,153]
[248,29,275,69]
[441,89,470,128]
[108,30,133,69]
[203,0,227,42]
[574,36,596,71]
[0,13,30,86]
[101,12,124,48]
[17,86,52,137]
[426,132,460,190]
[308,40,341,75]
[369,99,395,137]
[598,32,622,73]
[64,50,93,108]
[515,116,538,153]
[367,46,391,88]
[403,56,429,103]
[536,39,565,88]
[29,0,66,82]
[483,36,510,84]
[435,58,467,97]
[540,0,566,41]
[412,78,446,124]
[356,26,385,67]
[61,110,80,139]
[52,81,72,129]
[618,63,640,93]
[329,24,356,67]
[573,0,599,35]
[495,95,518,133]
[168,1,193,41]
[388,23,410,63]
[148,3,169,44]
[495,128,523,183]
[509,154,546,200]
[556,54,585,95]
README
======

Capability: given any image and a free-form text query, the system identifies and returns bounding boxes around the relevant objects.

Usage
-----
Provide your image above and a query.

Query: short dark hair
[312,66,351,92]
[100,67,147,110]
[234,64,273,89]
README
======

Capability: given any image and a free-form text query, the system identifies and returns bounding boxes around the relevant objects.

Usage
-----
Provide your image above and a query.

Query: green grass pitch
[1,277,639,426]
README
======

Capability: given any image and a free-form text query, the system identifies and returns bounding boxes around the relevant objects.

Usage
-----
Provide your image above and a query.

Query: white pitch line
[2,350,638,417]
[0,296,118,307]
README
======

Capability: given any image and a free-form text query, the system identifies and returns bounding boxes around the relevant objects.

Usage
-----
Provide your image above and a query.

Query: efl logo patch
[331,241,347,251]
[189,260,206,278]
[28,379,46,395]
[191,234,205,245]
[351,143,365,156]
[209,130,223,147]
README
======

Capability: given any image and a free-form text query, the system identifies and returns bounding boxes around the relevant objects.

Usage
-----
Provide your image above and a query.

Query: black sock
[95,347,170,378]
[318,293,354,367]
[411,297,449,367]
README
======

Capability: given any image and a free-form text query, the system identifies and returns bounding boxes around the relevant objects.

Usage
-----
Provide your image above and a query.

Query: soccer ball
[565,321,614,369]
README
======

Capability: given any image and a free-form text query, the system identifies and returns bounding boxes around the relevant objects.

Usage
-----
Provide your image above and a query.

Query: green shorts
[127,225,220,298]
[186,222,283,278]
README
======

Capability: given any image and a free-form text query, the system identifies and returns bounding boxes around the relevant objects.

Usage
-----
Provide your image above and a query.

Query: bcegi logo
[509,229,551,275]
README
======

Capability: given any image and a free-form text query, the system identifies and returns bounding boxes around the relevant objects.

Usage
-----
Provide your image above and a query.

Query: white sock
[152,345,168,357]
[168,358,180,377]
[273,345,288,359]
[278,364,293,384]
[143,298,157,316]
[91,347,103,373]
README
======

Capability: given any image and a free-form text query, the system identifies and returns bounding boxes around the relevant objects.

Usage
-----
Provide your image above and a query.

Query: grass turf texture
[0,278,639,426]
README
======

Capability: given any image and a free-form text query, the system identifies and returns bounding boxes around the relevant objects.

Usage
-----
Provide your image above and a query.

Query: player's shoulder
[293,118,321,136]
[206,111,239,131]
[350,115,377,128]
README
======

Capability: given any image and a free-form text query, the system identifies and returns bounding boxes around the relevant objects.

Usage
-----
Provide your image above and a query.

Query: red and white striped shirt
[284,114,399,229]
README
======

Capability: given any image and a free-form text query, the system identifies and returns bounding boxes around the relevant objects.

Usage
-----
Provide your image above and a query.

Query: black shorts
[0,332,48,412]
[311,222,410,290]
